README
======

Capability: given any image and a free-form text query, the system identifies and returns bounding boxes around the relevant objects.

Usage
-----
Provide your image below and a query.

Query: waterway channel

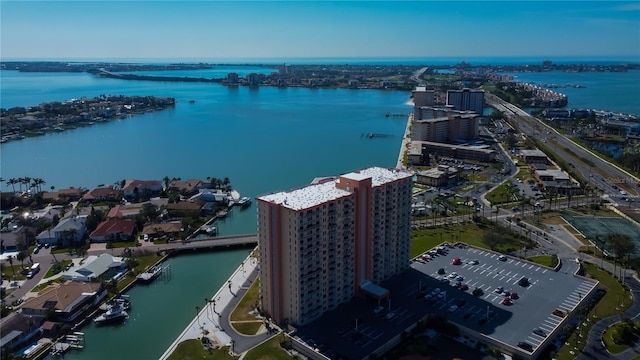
[43,249,250,360]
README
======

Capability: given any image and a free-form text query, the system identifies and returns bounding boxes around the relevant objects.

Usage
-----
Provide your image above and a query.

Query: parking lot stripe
[505,271,512,276]
[522,263,528,267]
[527,336,542,344]
[528,264,534,269]
[500,276,505,280]
[535,267,540,272]
[543,269,548,273]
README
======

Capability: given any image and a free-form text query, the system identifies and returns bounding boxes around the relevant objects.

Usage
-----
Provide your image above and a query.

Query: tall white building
[257,167,413,326]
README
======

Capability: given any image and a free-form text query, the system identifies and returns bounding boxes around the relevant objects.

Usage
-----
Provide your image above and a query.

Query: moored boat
[93,305,128,325]
[99,295,131,311]
[238,196,251,208]
[136,265,163,284]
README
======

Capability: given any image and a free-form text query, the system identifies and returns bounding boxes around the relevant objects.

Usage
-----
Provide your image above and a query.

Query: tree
[7,256,15,279]
[608,233,636,281]
[7,178,17,193]
[163,176,170,191]
[141,203,160,222]
[16,251,27,269]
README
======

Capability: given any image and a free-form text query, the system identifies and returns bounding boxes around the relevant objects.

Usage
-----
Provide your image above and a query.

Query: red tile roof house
[122,180,163,200]
[89,219,137,242]
[81,186,121,203]
[41,187,86,203]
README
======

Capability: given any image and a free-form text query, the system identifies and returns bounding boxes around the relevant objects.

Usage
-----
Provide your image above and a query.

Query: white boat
[93,305,128,325]
[136,265,163,284]
[99,295,131,311]
[238,197,251,207]
[205,225,217,236]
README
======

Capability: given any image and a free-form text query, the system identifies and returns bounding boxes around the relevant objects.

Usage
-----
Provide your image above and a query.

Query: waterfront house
[169,179,204,195]
[36,216,87,247]
[165,201,201,218]
[191,188,229,203]
[81,186,121,203]
[63,253,124,282]
[122,179,163,200]
[89,219,136,242]
[0,313,44,353]
[106,204,142,219]
[141,222,182,239]
[20,281,104,323]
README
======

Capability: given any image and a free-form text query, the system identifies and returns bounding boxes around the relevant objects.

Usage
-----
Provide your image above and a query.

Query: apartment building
[257,167,413,326]
[447,88,485,115]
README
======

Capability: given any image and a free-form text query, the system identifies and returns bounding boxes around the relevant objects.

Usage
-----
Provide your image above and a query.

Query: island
[0,95,176,143]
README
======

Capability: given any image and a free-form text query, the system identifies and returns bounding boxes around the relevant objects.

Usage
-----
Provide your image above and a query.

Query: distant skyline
[1,1,639,61]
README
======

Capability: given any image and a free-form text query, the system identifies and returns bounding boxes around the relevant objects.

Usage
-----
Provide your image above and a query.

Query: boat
[205,225,217,236]
[238,197,251,208]
[93,305,128,325]
[99,295,131,311]
[136,265,163,284]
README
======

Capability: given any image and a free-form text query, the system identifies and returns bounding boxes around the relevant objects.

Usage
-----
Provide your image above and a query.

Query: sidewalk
[396,113,413,169]
[159,254,261,359]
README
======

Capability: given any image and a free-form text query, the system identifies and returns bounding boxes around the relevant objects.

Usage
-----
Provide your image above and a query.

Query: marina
[50,333,85,357]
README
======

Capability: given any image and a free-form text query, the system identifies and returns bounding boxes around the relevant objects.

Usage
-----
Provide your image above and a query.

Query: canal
[45,249,250,360]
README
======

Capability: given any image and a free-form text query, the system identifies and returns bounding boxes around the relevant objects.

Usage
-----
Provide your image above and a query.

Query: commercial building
[257,167,413,326]
[519,150,549,165]
[409,141,496,164]
[446,88,485,115]
[415,165,459,187]
[412,113,479,143]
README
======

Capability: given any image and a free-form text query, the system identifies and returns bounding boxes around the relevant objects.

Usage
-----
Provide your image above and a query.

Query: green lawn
[554,263,632,359]
[602,320,640,354]
[232,322,263,335]
[527,254,559,267]
[166,339,236,360]
[43,260,72,278]
[243,333,295,360]
[411,223,489,258]
[230,278,260,322]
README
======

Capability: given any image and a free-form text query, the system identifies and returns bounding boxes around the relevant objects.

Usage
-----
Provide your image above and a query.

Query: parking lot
[292,243,597,359]
[412,243,599,355]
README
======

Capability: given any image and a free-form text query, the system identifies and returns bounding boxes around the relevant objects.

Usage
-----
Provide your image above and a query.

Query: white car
[467,259,479,265]
[437,291,447,299]
[373,306,385,315]
[448,272,458,278]
[448,305,458,312]
[385,312,395,320]
[498,255,507,261]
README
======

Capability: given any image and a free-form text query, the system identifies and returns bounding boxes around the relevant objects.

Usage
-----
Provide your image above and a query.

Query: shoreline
[396,112,413,169]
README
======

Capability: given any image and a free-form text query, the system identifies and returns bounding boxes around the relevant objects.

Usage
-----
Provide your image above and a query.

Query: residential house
[30,207,61,224]
[122,180,163,200]
[42,187,85,204]
[141,222,182,239]
[0,313,44,353]
[20,281,104,323]
[165,201,201,218]
[89,219,136,243]
[82,186,120,203]
[63,253,124,282]
[190,188,229,203]
[0,226,35,253]
[169,179,204,195]
[106,204,143,219]
[36,216,87,247]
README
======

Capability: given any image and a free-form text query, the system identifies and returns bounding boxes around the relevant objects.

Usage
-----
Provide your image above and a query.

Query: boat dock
[50,332,85,357]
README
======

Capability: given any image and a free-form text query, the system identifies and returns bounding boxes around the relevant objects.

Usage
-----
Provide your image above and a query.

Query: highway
[486,93,640,203]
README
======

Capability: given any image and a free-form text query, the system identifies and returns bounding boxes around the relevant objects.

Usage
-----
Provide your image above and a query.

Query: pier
[50,332,85,357]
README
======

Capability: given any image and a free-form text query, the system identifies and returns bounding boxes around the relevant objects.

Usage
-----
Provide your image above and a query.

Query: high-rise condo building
[446,88,485,115]
[257,167,413,326]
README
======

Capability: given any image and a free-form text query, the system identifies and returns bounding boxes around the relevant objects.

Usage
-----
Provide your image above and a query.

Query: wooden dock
[51,332,85,357]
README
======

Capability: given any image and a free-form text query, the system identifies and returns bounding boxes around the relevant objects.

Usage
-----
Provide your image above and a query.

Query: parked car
[501,297,511,305]
[517,342,533,352]
[533,328,547,337]
[498,255,507,261]
[459,284,469,291]
[518,277,530,287]
[472,288,483,296]
[373,306,385,315]
[494,286,504,294]
[448,305,458,312]
[385,312,395,320]
[452,257,461,265]
[510,292,519,300]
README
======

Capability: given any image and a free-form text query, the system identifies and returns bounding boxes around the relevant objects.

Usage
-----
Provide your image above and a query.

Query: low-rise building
[81,186,120,203]
[36,216,87,247]
[63,253,124,282]
[20,281,104,323]
[416,165,459,187]
[0,313,44,354]
[141,222,182,239]
[411,141,496,163]
[520,149,549,164]
[122,180,163,200]
[89,219,137,242]
[169,179,204,194]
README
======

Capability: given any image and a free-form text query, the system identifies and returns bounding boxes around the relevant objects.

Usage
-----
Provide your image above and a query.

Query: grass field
[527,254,559,268]
[554,263,632,360]
[485,183,514,204]
[166,340,236,360]
[602,320,640,354]
[229,278,263,335]
[243,333,295,360]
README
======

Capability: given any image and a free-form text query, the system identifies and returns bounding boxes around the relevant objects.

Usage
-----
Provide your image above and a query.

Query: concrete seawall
[396,113,413,169]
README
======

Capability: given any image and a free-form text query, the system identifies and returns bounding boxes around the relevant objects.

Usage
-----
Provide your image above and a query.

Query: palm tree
[23,177,32,193]
[33,178,45,193]
[7,178,17,193]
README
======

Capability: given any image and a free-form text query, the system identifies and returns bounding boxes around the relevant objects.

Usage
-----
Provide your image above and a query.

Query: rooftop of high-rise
[257,167,412,211]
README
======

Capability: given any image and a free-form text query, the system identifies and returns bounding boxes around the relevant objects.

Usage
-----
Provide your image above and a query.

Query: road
[486,93,640,202]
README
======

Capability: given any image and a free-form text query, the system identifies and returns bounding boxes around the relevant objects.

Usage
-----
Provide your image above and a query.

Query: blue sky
[1,1,639,60]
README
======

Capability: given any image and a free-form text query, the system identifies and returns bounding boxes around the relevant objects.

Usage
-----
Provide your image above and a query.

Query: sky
[1,1,639,61]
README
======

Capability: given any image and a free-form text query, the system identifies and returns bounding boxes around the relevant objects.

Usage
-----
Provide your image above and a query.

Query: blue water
[0,70,411,235]
[503,70,640,116]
